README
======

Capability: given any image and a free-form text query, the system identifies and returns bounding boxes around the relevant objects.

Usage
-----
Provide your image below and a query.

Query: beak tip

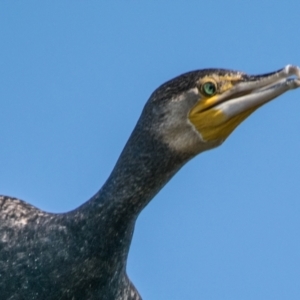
[284,64,300,79]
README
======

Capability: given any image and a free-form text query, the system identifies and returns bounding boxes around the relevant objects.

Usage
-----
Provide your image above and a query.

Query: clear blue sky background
[1,1,300,299]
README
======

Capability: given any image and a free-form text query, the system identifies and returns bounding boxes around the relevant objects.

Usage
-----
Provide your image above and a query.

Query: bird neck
[88,122,191,224]
[72,121,192,265]
[65,117,196,284]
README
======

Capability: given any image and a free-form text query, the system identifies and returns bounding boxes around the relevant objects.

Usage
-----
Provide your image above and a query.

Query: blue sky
[1,1,300,299]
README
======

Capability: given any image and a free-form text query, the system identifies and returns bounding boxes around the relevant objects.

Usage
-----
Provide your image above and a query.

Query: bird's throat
[189,106,257,142]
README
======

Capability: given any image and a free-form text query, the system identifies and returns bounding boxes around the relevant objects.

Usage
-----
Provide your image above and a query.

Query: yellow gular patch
[189,73,258,142]
[189,107,257,141]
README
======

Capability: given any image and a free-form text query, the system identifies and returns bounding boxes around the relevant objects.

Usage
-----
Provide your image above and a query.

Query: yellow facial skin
[189,74,259,142]
[189,106,257,142]
[188,65,300,142]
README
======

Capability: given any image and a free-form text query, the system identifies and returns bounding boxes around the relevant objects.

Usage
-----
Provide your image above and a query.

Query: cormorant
[1,65,299,299]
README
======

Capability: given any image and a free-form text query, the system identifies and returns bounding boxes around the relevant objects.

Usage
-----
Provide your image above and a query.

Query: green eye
[201,81,217,96]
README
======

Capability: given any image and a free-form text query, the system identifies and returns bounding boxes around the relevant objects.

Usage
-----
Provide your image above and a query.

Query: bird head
[144,65,300,155]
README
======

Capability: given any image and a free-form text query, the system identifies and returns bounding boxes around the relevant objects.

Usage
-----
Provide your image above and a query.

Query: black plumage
[1,66,299,299]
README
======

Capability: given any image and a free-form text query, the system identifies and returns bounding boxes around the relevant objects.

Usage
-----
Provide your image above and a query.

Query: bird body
[1,66,300,299]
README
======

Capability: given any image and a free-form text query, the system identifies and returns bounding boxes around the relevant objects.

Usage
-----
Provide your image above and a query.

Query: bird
[1,65,300,300]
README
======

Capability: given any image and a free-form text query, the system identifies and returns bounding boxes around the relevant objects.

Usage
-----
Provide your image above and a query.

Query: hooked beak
[189,65,300,142]
[215,65,300,117]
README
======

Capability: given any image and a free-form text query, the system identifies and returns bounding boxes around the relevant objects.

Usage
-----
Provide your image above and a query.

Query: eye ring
[201,81,217,97]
